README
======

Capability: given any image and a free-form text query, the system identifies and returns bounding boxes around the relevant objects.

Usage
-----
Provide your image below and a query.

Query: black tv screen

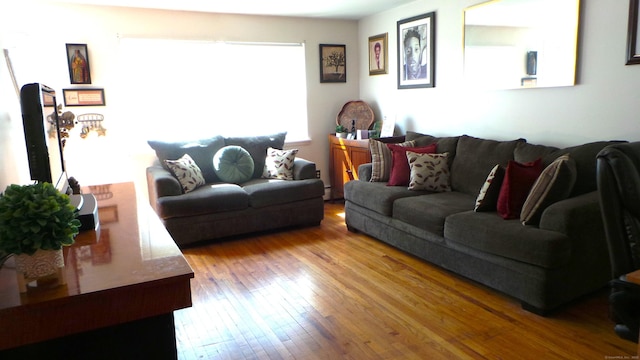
[20,83,68,193]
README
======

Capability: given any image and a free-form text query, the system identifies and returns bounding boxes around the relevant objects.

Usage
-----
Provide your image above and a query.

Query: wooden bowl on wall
[336,100,374,131]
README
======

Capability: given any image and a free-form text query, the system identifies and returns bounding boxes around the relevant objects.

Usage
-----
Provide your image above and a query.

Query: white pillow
[407,152,451,192]
[262,147,298,180]
[164,154,206,193]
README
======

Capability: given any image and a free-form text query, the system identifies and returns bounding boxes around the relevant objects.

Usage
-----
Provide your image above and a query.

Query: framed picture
[319,44,346,83]
[368,33,388,75]
[63,88,106,106]
[65,43,92,84]
[627,0,640,65]
[397,12,436,89]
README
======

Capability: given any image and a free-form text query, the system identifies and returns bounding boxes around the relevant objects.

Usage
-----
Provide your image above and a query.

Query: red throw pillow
[387,143,437,186]
[496,158,543,219]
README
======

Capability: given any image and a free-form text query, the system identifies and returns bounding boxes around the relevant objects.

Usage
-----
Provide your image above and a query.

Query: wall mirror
[464,0,580,89]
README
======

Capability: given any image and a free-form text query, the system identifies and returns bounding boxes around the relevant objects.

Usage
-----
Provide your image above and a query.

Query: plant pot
[14,248,66,292]
[336,132,347,138]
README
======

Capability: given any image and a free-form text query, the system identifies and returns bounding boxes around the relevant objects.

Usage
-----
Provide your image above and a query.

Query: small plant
[336,125,347,133]
[0,182,80,255]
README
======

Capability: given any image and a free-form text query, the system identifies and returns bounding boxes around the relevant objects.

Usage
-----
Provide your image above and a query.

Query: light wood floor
[174,202,637,359]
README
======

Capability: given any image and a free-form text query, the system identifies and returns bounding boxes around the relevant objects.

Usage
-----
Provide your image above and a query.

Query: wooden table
[0,182,194,359]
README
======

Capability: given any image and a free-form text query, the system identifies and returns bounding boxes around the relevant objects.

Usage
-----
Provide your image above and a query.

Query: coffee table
[0,182,194,359]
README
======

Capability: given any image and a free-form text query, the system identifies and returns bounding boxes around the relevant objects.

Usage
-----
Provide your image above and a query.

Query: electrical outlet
[316,170,321,179]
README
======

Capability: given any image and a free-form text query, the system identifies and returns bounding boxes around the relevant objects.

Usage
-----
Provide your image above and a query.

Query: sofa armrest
[293,157,317,180]
[146,165,182,212]
[539,191,602,235]
[358,163,373,182]
[539,191,609,264]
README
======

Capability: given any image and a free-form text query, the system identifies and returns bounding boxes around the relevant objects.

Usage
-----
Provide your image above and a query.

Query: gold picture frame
[368,33,388,75]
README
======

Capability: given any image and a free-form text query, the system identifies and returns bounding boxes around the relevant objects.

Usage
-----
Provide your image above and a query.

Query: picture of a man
[374,42,381,69]
[403,28,426,80]
[397,12,434,89]
[368,34,387,75]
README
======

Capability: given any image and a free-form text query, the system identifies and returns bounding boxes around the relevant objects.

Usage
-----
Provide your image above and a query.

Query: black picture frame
[319,44,346,83]
[627,0,640,65]
[368,33,388,75]
[66,43,92,84]
[397,12,436,89]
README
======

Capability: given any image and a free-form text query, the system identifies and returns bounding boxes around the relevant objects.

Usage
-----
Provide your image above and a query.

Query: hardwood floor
[174,202,636,359]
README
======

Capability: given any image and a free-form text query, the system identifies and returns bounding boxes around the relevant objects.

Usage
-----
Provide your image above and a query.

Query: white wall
[359,0,640,148]
[0,2,360,192]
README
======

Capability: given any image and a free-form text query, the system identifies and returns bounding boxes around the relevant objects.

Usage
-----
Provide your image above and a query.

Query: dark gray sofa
[146,133,324,247]
[344,132,623,314]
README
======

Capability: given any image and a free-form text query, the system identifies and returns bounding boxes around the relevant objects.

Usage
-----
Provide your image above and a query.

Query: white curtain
[114,38,308,148]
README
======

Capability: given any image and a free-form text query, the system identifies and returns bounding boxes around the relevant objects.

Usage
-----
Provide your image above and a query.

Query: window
[115,38,308,145]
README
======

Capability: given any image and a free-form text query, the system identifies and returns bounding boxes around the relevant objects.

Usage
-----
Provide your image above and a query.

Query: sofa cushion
[164,154,206,193]
[224,132,287,179]
[242,178,325,208]
[517,140,626,197]
[213,146,255,184]
[474,164,505,212]
[369,139,415,182]
[444,211,571,269]
[344,180,423,216]
[514,142,559,165]
[262,147,298,180]
[450,135,524,197]
[394,192,475,236]
[520,154,577,226]
[545,141,626,197]
[387,143,437,186]
[405,132,460,167]
[156,183,249,219]
[407,152,451,192]
[147,136,225,183]
[496,158,543,219]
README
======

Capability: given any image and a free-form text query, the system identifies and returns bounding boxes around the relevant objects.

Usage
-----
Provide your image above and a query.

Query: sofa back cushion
[224,132,287,179]
[450,135,525,197]
[148,136,225,183]
[405,131,460,167]
[517,140,627,197]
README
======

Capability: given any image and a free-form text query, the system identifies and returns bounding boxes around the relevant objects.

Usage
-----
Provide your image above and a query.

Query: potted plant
[335,125,348,138]
[0,182,80,290]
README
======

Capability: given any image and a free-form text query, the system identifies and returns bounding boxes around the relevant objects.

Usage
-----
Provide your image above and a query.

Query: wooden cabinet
[329,135,371,200]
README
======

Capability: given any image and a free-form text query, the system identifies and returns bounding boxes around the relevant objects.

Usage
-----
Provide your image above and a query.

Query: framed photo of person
[397,12,435,89]
[319,44,346,83]
[368,33,388,75]
[66,43,92,84]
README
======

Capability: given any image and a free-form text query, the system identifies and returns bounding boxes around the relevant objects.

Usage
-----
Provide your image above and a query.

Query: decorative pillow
[262,147,298,180]
[474,164,505,212]
[521,154,577,225]
[164,154,206,193]
[213,146,255,184]
[407,152,451,192]
[387,143,437,186]
[369,139,415,182]
[496,158,543,220]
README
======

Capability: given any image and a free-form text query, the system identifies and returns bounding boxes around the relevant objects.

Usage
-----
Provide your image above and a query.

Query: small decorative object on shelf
[0,182,81,292]
[335,125,348,138]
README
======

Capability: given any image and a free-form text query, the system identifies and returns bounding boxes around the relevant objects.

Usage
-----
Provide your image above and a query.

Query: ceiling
[40,0,418,20]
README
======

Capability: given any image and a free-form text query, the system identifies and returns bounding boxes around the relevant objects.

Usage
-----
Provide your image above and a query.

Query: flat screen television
[20,83,69,194]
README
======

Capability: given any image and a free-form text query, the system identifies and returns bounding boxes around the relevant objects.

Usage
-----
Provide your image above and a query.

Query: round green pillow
[213,145,255,184]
